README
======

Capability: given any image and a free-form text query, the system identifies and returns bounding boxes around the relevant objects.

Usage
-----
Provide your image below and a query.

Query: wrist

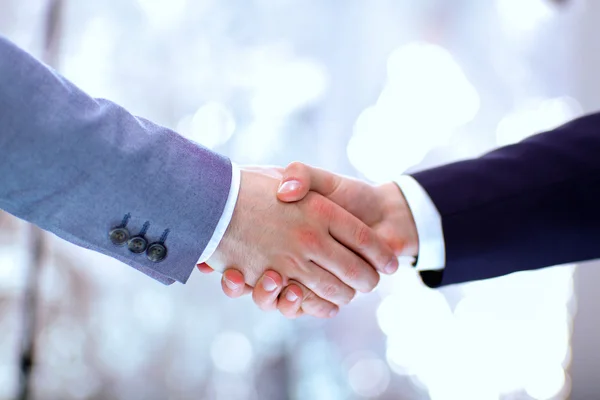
[201,163,242,272]
[208,171,248,273]
[378,182,419,257]
[208,170,273,285]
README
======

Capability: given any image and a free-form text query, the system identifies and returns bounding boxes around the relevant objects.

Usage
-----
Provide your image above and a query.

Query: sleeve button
[109,228,130,246]
[146,243,167,262]
[128,236,148,254]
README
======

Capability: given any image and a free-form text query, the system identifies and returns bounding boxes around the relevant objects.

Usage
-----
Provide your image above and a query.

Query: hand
[203,168,400,317]
[262,162,420,317]
[202,163,418,318]
[277,162,419,257]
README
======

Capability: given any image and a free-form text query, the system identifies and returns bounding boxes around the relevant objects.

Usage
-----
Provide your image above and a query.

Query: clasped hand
[199,163,419,319]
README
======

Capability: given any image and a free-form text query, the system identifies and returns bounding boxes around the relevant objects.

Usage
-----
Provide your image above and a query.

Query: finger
[311,238,380,294]
[196,263,215,274]
[277,162,341,202]
[221,269,252,298]
[301,291,339,319]
[252,270,284,311]
[287,259,356,306]
[276,283,303,318]
[328,202,399,276]
[279,281,339,319]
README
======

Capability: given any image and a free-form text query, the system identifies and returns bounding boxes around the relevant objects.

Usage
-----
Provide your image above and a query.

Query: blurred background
[1,0,600,399]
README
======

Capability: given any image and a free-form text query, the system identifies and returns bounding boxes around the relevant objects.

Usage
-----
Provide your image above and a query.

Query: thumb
[276,162,310,202]
[277,162,340,203]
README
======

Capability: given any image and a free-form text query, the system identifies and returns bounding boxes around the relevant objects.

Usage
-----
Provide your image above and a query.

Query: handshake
[199,162,419,319]
[2,35,592,322]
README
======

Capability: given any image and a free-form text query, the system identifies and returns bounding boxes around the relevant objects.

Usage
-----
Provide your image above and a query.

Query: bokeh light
[347,356,390,397]
[177,101,236,149]
[210,331,253,374]
[137,0,189,28]
[496,0,556,34]
[348,42,480,182]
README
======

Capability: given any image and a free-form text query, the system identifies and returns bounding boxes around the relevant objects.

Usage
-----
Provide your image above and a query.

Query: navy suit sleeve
[412,112,600,287]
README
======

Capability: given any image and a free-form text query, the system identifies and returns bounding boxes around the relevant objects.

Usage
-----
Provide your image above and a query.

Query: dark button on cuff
[128,236,148,254]
[109,228,130,246]
[146,243,167,262]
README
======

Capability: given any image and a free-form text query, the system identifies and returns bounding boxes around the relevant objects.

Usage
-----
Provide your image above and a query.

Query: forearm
[412,113,600,286]
[0,35,232,284]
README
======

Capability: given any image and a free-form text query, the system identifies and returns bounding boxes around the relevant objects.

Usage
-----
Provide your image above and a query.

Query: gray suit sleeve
[0,36,232,284]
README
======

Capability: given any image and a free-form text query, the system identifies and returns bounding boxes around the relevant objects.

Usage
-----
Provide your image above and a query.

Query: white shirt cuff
[196,162,241,264]
[395,175,445,271]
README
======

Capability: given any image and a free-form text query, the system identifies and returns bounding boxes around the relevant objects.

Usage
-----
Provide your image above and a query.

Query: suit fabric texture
[0,36,232,285]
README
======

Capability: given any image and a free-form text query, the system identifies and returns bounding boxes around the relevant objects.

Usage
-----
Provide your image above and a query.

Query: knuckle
[303,298,329,318]
[280,255,312,280]
[344,263,361,282]
[322,173,341,196]
[320,243,335,260]
[355,225,372,248]
[281,254,301,270]
[302,278,319,293]
[288,161,307,172]
[303,290,316,302]
[306,194,332,218]
[317,303,335,317]
[320,283,338,299]
[295,228,322,252]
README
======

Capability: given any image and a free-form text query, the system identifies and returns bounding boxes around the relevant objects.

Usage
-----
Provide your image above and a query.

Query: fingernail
[224,277,239,290]
[285,290,299,302]
[262,276,278,292]
[384,260,398,274]
[329,308,338,318]
[277,180,301,194]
